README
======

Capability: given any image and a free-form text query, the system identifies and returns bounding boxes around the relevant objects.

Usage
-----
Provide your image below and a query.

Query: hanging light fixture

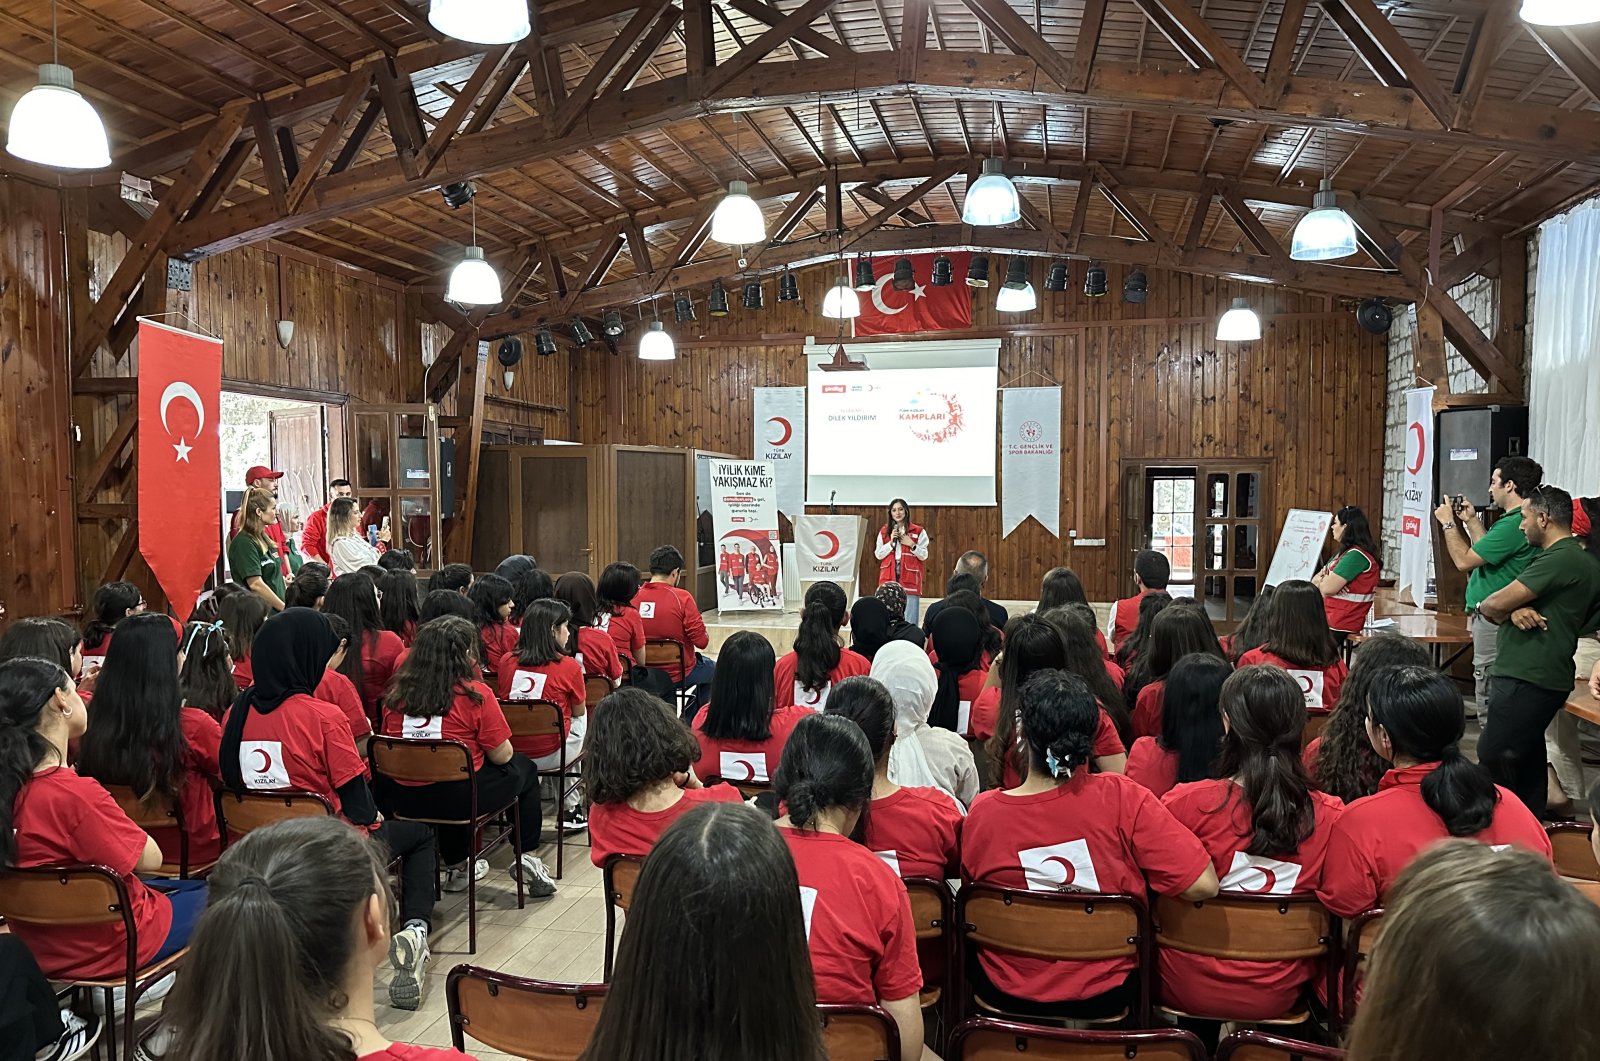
[778,270,800,302]
[428,0,531,44]
[639,320,675,360]
[1520,0,1600,25]
[602,310,624,337]
[533,328,557,357]
[892,258,916,292]
[963,159,1021,226]
[6,2,111,170]
[1084,263,1108,298]
[1290,178,1359,261]
[995,258,1037,313]
[440,181,475,209]
[708,279,730,317]
[710,180,766,245]
[674,294,696,323]
[1216,297,1261,342]
[446,199,501,305]
[853,256,876,291]
[1044,261,1068,292]
[569,317,594,346]
[1123,270,1148,304]
[742,280,764,310]
[931,256,954,287]
[822,275,860,319]
[966,254,990,288]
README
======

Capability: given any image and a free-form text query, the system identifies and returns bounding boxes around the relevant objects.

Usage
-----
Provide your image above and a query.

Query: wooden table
[1348,611,1474,671]
[1566,681,1600,726]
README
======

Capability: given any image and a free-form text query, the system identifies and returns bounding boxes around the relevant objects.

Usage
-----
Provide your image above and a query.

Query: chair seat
[389,806,514,829]
[154,860,217,879]
[536,751,587,778]
[65,947,188,991]
[1155,1003,1312,1027]
[973,993,1128,1026]
[919,986,942,1009]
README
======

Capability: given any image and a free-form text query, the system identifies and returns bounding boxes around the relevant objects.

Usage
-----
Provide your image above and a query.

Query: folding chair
[217,788,334,841]
[642,639,688,714]
[0,865,188,1061]
[1340,908,1383,1026]
[584,675,612,708]
[904,876,956,1047]
[948,1016,1209,1060]
[1215,1029,1345,1061]
[371,737,524,953]
[503,699,586,879]
[447,964,608,1061]
[101,782,217,879]
[602,853,644,981]
[1547,821,1600,882]
[818,1003,901,1061]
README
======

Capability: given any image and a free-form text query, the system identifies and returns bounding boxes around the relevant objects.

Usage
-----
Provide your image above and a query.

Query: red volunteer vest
[877,522,926,595]
[1321,547,1379,632]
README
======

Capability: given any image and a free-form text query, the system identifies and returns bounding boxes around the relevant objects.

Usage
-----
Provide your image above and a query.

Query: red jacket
[1320,547,1380,633]
[301,505,331,566]
[876,522,927,595]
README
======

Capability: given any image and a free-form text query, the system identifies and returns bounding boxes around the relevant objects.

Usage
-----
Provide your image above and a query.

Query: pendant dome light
[1520,0,1600,25]
[1291,133,1358,261]
[428,0,531,44]
[822,276,861,319]
[995,257,1037,313]
[446,200,502,305]
[963,159,1022,226]
[6,2,111,170]
[1216,298,1261,342]
[710,181,765,244]
[639,320,675,360]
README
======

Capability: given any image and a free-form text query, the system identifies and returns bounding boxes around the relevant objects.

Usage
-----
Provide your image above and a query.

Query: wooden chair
[1152,893,1338,1026]
[601,853,644,981]
[956,883,1151,1026]
[818,1003,901,1061]
[1574,879,1600,907]
[370,737,524,953]
[0,865,189,1061]
[217,788,334,841]
[904,876,955,1045]
[1340,908,1383,1026]
[1301,711,1331,749]
[948,1016,1209,1060]
[502,699,586,879]
[101,782,217,879]
[642,639,688,712]
[584,675,612,708]
[1215,1029,1344,1061]
[447,964,607,1061]
[1547,821,1600,882]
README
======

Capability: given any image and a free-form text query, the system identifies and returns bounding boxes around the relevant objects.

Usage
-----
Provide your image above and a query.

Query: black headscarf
[927,607,983,732]
[849,598,893,661]
[220,608,338,791]
[495,554,537,582]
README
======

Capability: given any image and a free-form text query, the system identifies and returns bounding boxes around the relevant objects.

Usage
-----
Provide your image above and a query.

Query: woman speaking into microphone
[874,498,930,623]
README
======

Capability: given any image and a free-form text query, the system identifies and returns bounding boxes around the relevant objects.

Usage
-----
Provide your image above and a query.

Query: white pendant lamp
[963,158,1022,226]
[995,282,1037,313]
[638,321,676,360]
[1520,0,1600,25]
[1216,298,1261,342]
[6,3,111,170]
[822,277,861,319]
[428,0,531,44]
[447,246,502,304]
[710,180,766,244]
[1290,178,1359,261]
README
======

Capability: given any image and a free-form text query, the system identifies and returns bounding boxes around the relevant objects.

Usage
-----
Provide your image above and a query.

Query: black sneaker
[38,1011,101,1061]
[560,806,589,832]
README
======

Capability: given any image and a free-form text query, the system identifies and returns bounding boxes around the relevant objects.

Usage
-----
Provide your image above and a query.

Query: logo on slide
[1019,419,1043,442]
[1406,421,1426,475]
[1018,839,1100,892]
[767,417,793,446]
[814,530,840,560]
[898,392,965,444]
[1221,851,1302,895]
[720,751,768,782]
[821,384,846,394]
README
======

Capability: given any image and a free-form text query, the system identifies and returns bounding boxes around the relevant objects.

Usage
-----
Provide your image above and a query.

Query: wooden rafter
[208,0,350,71]
[959,0,1073,91]
[1068,0,1108,93]
[703,0,842,95]
[1264,0,1310,102]
[1527,24,1600,106]
[1318,0,1452,125]
[287,74,374,212]
[1126,0,1268,105]
[123,0,305,85]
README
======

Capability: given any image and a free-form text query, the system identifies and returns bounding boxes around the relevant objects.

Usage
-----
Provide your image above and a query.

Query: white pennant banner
[753,387,805,520]
[1001,387,1062,537]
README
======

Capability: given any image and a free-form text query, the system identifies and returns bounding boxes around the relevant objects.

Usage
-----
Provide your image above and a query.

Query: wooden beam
[960,0,1074,91]
[424,320,482,403]
[744,186,824,269]
[1126,0,1268,104]
[703,0,840,95]
[449,340,489,562]
[1438,234,1500,288]
[650,201,717,292]
[596,5,685,105]
[1319,0,1453,125]
[1527,25,1600,106]
[375,57,427,180]
[461,55,531,136]
[552,2,669,136]
[1096,167,1177,259]
[55,0,257,98]
[330,98,385,176]
[190,139,254,217]
[1218,193,1290,264]
[624,217,655,277]
[839,163,962,250]
[1066,178,1093,252]
[1496,235,1527,377]
[724,0,849,58]
[1068,0,1108,93]
[683,0,716,98]
[77,407,139,504]
[1264,0,1310,102]
[420,49,511,175]
[208,0,350,71]
[286,74,373,212]
[123,0,306,85]
[899,0,929,83]
[296,0,397,54]
[1452,8,1500,127]
[560,224,627,312]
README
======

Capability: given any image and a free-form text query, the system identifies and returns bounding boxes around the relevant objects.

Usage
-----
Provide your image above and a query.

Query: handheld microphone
[829,490,837,514]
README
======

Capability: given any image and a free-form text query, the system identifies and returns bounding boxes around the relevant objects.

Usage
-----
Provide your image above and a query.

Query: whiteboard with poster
[1264,509,1334,587]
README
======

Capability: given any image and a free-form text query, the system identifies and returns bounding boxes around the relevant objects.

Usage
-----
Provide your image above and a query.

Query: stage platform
[703,599,1114,655]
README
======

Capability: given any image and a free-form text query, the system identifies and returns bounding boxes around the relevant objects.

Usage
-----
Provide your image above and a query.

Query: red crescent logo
[816,531,840,560]
[251,749,272,773]
[1297,674,1314,694]
[1406,421,1426,475]
[1241,865,1278,894]
[767,416,792,446]
[1042,854,1078,886]
[801,686,823,706]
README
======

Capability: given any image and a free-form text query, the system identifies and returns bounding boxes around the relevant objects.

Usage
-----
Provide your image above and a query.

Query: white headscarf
[871,640,941,792]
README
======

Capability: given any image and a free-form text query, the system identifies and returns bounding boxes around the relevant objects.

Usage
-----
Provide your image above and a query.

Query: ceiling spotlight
[962,158,1022,226]
[638,320,676,360]
[892,257,915,292]
[674,294,696,323]
[6,63,111,170]
[966,254,990,288]
[533,327,557,357]
[996,258,1036,313]
[1084,263,1108,298]
[822,276,861,319]
[708,279,730,317]
[1520,0,1600,25]
[742,280,764,310]
[1044,261,1068,292]
[1216,297,1262,342]
[570,317,594,346]
[931,256,954,287]
[602,309,624,336]
[440,181,476,209]
[854,256,876,291]
[1123,269,1148,304]
[778,270,800,302]
[710,180,766,244]
[1290,177,1360,261]
[446,246,502,305]
[428,0,531,44]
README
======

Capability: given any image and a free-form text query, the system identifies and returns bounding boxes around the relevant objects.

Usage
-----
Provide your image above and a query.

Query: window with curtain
[1530,199,1600,498]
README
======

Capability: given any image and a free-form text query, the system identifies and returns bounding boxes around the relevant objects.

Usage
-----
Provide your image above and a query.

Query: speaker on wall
[1356,298,1393,335]
[1435,406,1528,511]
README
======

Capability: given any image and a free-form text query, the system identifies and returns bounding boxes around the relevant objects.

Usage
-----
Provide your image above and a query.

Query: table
[1565,681,1600,726]
[1347,611,1474,671]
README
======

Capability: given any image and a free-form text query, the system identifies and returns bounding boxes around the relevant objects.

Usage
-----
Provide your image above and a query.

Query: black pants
[377,755,544,868]
[372,819,437,929]
[0,935,62,1061]
[1480,675,1572,816]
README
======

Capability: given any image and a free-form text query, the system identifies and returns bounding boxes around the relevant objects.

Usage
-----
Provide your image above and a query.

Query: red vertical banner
[138,320,223,620]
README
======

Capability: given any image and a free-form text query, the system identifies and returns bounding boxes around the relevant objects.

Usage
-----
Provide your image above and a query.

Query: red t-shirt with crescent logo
[1132,680,1165,740]
[493,654,586,759]
[236,693,367,818]
[381,680,512,783]
[1159,779,1345,1020]
[1124,736,1181,797]
[355,629,408,719]
[575,625,623,683]
[1236,648,1348,713]
[634,582,708,682]
[779,827,924,1006]
[690,703,811,784]
[866,786,965,880]
[774,648,873,710]
[10,767,173,980]
[961,771,1212,1001]
[588,783,744,866]
[316,668,372,746]
[604,604,646,668]
[479,620,520,676]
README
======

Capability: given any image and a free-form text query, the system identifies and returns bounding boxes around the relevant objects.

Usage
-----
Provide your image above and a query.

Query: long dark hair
[1213,666,1316,857]
[386,616,482,719]
[928,606,983,731]
[1313,632,1432,802]
[824,676,896,764]
[774,713,873,833]
[883,497,912,537]
[1334,505,1380,565]
[282,568,328,610]
[987,614,1069,778]
[1159,654,1231,784]
[702,631,777,742]
[221,591,269,666]
[1048,604,1131,747]
[0,658,72,865]
[467,573,514,631]
[793,581,846,693]
[419,589,476,624]
[1038,566,1089,611]
[0,618,80,672]
[322,572,381,705]
[585,688,700,805]
[598,561,641,610]
[83,581,142,648]
[1228,585,1277,664]
[514,598,571,667]
[1115,590,1173,667]
[1578,497,1600,555]
[77,614,188,803]
[163,817,394,1061]
[1261,579,1341,667]
[578,802,825,1061]
[1019,669,1100,783]
[555,571,606,658]
[180,621,237,717]
[510,568,554,616]
[1124,601,1226,713]
[376,571,420,638]
[1369,665,1498,837]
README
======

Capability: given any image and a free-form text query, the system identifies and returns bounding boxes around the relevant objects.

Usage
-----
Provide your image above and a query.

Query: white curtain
[1530,199,1600,496]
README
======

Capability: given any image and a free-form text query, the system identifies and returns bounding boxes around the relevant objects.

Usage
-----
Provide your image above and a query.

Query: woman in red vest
[875,498,930,624]
[1312,505,1382,635]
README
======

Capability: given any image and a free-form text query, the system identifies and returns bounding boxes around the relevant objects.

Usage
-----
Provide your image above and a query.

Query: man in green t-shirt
[1478,486,1600,816]
[1434,455,1542,721]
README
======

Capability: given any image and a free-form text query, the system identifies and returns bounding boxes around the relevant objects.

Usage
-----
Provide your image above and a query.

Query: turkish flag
[138,320,223,620]
[854,252,974,336]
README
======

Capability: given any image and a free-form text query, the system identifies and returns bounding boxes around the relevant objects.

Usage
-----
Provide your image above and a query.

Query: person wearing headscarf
[870,640,979,808]
[850,597,893,661]
[219,608,440,1010]
[928,608,989,739]
[874,581,927,649]
[494,553,538,584]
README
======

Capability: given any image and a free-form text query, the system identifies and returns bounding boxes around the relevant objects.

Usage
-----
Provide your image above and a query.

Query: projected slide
[806,340,998,506]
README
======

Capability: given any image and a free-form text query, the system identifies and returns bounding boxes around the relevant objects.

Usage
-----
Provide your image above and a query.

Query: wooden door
[515,448,601,577]
[1196,463,1270,624]
[269,407,325,528]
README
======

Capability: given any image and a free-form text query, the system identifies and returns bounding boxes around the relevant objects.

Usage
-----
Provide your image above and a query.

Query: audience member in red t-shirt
[495,598,588,828]
[377,569,423,648]
[78,580,147,671]
[773,713,927,1061]
[927,606,990,738]
[1111,590,1174,674]
[376,615,555,898]
[598,561,647,668]
[1123,603,1228,738]
[691,632,810,785]
[324,572,406,723]
[555,571,624,685]
[1236,580,1349,714]
[317,612,373,752]
[585,687,743,866]
[222,591,269,691]
[962,669,1217,1020]
[634,545,712,695]
[775,581,871,710]
[1307,631,1432,804]
[1225,585,1277,665]
[178,619,241,721]
[1159,666,1346,1021]
[468,574,520,678]
[1317,665,1553,919]
[1125,654,1231,799]
[1108,550,1172,654]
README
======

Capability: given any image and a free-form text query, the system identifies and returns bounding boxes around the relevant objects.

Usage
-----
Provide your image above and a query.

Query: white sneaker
[442,858,489,893]
[387,922,430,1011]
[509,853,558,899]
[37,1010,101,1061]
[90,972,175,1017]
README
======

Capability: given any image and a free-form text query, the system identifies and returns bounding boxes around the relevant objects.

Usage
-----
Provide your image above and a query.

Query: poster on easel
[710,460,784,612]
[1264,509,1333,587]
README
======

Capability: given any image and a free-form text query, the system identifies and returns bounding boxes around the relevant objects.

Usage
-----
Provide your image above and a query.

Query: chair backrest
[1154,893,1335,962]
[370,736,474,784]
[1547,822,1600,882]
[818,1003,900,1061]
[604,853,644,913]
[447,964,607,1061]
[0,864,131,929]
[1215,1029,1344,1061]
[584,675,611,707]
[949,1017,1209,1061]
[642,639,681,670]
[904,876,952,943]
[501,699,564,740]
[958,883,1147,962]
[1341,908,1383,1025]
[100,783,177,832]
[1301,712,1331,749]
[1575,879,1600,907]
[218,789,335,838]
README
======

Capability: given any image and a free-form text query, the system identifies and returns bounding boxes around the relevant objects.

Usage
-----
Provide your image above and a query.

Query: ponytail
[1370,665,1498,837]
[83,580,142,648]
[0,658,68,866]
[1017,669,1098,785]
[1216,666,1316,856]
[773,713,873,834]
[1421,744,1498,837]
[794,582,846,693]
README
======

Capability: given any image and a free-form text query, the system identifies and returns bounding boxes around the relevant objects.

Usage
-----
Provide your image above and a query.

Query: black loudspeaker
[1435,406,1529,511]
[1356,298,1393,335]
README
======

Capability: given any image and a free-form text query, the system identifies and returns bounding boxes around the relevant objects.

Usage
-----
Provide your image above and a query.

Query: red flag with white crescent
[854,252,974,336]
[138,319,223,620]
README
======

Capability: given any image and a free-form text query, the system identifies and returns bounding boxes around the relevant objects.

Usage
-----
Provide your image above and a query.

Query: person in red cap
[230,466,290,578]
